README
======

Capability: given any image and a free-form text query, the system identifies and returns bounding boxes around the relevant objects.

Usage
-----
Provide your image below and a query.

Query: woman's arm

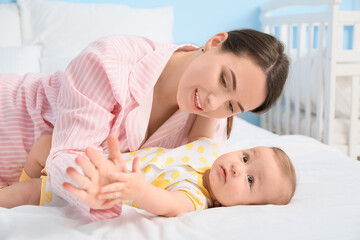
[46,37,127,220]
[188,115,217,142]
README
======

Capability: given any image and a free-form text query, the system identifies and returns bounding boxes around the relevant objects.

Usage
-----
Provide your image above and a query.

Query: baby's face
[208,147,290,206]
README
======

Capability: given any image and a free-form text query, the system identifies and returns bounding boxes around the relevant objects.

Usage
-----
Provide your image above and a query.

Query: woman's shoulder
[89,34,174,56]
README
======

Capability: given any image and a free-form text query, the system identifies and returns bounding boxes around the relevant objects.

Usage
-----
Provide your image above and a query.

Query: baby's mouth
[220,166,227,182]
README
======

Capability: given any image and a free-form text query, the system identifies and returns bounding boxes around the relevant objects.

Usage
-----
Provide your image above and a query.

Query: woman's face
[177,35,267,119]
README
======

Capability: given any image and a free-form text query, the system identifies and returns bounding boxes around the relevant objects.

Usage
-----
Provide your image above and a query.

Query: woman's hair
[271,147,297,204]
[222,29,290,138]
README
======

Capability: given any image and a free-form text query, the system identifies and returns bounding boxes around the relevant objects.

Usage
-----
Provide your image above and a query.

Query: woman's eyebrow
[229,69,245,112]
[230,69,237,91]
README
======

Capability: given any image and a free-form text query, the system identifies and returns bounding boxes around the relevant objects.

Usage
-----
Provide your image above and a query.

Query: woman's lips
[191,88,203,111]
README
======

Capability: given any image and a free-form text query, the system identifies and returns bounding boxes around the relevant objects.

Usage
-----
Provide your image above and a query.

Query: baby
[0,118,296,217]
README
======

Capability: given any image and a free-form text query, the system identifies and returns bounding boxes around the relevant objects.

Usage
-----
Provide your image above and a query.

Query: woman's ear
[204,32,229,51]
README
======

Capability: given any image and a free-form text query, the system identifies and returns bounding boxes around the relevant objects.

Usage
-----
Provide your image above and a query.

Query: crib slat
[304,24,316,136]
[323,4,339,146]
[313,23,327,141]
[349,76,359,159]
[276,24,288,134]
[353,23,360,50]
[283,24,293,135]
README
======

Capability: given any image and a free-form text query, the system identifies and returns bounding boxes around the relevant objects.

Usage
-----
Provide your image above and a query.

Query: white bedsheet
[1,117,360,240]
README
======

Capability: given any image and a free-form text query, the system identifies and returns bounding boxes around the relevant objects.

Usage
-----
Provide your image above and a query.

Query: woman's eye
[221,74,227,87]
[229,102,234,113]
[243,154,248,163]
[247,176,254,186]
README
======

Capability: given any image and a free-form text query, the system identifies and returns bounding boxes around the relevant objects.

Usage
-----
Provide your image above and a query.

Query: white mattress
[1,117,360,240]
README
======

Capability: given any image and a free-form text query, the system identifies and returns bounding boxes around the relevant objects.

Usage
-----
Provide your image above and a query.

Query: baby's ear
[213,200,222,207]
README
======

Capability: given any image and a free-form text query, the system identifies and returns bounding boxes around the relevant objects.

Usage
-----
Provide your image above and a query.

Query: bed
[1,1,360,239]
[260,0,360,160]
[1,116,360,239]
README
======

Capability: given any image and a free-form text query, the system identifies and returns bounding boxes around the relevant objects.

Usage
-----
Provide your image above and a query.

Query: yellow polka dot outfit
[41,138,222,211]
[122,138,221,211]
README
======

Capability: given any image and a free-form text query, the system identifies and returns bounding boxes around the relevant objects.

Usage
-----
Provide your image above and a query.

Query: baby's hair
[271,147,296,204]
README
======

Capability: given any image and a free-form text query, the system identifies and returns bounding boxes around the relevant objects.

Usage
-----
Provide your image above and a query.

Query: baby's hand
[63,134,127,209]
[98,156,149,203]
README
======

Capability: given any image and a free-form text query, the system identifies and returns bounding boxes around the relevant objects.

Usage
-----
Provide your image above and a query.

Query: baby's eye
[243,154,248,163]
[247,176,253,186]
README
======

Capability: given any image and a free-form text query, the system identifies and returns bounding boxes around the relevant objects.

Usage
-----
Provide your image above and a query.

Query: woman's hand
[63,134,127,209]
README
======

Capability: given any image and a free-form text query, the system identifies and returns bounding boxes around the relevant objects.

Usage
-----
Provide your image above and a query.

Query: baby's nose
[231,163,243,177]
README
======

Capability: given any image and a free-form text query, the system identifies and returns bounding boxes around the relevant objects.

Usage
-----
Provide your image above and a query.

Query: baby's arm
[65,135,195,216]
[0,178,41,208]
[99,157,195,217]
[188,115,216,142]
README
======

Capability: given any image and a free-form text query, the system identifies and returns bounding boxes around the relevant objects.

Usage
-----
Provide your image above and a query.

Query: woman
[0,29,289,219]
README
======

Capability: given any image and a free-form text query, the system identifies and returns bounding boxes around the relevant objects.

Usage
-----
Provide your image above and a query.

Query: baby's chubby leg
[0,134,52,207]
[22,134,52,179]
[0,178,41,207]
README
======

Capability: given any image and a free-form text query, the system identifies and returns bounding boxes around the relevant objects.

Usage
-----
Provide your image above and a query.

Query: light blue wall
[0,0,358,126]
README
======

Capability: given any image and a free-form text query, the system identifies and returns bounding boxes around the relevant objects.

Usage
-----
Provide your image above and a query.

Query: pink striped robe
[0,35,227,220]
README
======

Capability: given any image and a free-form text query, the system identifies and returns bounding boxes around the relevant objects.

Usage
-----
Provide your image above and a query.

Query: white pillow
[0,46,42,74]
[0,4,22,46]
[17,0,174,73]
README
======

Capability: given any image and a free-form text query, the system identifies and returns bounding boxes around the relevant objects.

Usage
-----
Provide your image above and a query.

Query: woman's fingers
[107,134,123,161]
[85,146,107,168]
[75,156,96,178]
[62,182,88,202]
[107,134,127,172]
[66,167,92,189]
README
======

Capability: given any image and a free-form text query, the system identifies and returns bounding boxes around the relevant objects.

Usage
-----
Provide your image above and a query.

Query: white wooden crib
[260,0,360,159]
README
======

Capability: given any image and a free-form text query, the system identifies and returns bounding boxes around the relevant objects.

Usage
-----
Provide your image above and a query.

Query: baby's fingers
[132,157,140,173]
[107,172,126,182]
[98,191,123,200]
[101,182,124,193]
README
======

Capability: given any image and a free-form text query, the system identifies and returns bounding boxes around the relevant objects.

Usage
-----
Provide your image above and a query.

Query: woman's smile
[191,88,203,111]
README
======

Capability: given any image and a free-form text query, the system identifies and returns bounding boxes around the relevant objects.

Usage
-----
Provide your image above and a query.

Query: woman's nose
[207,93,226,111]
